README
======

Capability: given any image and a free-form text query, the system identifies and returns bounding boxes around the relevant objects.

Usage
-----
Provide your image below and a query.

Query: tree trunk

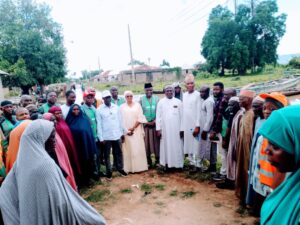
[21,85,31,95]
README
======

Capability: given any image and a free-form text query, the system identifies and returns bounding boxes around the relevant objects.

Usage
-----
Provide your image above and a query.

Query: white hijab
[0,119,106,225]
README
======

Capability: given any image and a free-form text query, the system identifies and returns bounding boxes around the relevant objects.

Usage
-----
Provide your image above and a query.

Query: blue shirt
[96,103,124,141]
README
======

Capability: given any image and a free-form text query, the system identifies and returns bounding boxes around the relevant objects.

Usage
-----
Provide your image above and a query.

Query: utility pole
[251,0,255,17]
[128,24,135,83]
[234,0,237,17]
[98,56,101,72]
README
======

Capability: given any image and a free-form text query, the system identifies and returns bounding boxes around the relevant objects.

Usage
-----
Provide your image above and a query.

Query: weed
[155,201,165,207]
[85,189,111,202]
[169,190,178,197]
[181,190,197,199]
[120,188,133,194]
[141,183,152,192]
[154,184,165,191]
[213,202,222,208]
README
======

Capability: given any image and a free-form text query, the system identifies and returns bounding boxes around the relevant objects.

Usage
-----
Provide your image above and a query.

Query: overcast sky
[38,0,300,77]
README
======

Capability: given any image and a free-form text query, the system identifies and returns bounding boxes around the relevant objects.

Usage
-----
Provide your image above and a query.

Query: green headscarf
[259,105,300,225]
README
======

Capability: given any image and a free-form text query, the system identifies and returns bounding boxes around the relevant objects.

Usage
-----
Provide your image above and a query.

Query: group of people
[0,74,299,224]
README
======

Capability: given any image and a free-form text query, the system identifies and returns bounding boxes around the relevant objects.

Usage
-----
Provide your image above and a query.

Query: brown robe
[235,109,255,205]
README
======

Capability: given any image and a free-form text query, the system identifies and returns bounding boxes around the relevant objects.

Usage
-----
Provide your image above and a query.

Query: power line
[179,0,220,23]
[169,0,230,35]
[170,0,209,21]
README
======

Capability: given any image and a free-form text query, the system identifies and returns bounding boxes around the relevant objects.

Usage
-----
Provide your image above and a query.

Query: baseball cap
[102,90,111,98]
[259,92,288,107]
[83,89,95,98]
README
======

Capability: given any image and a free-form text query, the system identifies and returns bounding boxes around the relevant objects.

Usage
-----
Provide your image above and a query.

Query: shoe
[216,179,235,190]
[106,172,112,180]
[118,170,128,177]
[212,173,226,182]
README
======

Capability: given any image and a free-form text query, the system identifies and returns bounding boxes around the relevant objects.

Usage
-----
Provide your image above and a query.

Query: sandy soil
[83,170,257,225]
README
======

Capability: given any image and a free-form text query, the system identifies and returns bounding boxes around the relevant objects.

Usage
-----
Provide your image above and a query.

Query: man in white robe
[180,74,201,167]
[156,85,184,168]
[199,86,214,168]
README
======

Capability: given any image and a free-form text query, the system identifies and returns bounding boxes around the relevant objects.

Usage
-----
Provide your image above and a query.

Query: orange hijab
[6,120,32,174]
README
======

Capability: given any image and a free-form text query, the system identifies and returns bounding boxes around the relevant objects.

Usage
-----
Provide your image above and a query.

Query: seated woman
[49,106,81,182]
[259,105,300,225]
[66,104,99,187]
[0,119,106,225]
[120,91,148,173]
[42,113,77,191]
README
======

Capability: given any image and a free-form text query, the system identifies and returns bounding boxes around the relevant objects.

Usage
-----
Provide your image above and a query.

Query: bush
[289,57,300,69]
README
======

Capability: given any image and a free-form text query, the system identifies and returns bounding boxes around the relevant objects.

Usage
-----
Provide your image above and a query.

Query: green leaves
[0,0,66,92]
[201,1,286,75]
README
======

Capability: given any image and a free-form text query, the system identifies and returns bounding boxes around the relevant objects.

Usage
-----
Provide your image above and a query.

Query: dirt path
[82,170,257,225]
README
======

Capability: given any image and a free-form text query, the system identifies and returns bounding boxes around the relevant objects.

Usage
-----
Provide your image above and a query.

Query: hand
[156,130,161,139]
[127,131,134,136]
[209,131,216,140]
[128,128,134,132]
[201,131,208,140]
[147,121,155,126]
[180,131,184,139]
[193,127,200,137]
[222,140,227,149]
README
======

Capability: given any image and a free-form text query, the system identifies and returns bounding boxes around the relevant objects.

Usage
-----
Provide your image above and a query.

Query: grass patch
[88,67,289,94]
[181,190,197,199]
[169,190,178,197]
[154,184,165,191]
[141,183,152,192]
[120,188,133,194]
[213,202,222,208]
[85,189,111,202]
[155,201,165,207]
[185,171,211,182]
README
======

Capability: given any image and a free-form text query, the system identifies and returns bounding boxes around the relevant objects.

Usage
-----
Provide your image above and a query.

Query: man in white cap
[156,85,184,170]
[180,74,201,169]
[96,90,127,180]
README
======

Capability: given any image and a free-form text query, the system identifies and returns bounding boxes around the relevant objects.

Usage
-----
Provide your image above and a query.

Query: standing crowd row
[0,73,299,224]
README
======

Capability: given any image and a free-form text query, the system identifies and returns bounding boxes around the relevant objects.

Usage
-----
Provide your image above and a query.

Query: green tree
[201,1,286,75]
[128,59,145,66]
[288,57,300,69]
[0,0,66,94]
[160,59,170,67]
[201,6,237,76]
[81,69,101,80]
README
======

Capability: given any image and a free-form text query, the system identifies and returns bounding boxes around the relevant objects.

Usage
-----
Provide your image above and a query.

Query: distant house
[0,70,10,101]
[92,70,119,83]
[118,65,181,84]
[181,66,196,76]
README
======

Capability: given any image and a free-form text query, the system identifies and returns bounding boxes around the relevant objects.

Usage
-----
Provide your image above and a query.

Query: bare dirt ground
[82,170,257,225]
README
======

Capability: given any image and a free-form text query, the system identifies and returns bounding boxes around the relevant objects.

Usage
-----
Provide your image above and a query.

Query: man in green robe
[110,86,125,107]
[38,91,60,114]
[140,83,160,167]
[0,100,17,180]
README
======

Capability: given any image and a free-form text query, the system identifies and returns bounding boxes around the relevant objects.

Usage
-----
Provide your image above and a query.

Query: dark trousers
[209,142,218,172]
[104,140,124,174]
[96,141,105,166]
[144,125,160,165]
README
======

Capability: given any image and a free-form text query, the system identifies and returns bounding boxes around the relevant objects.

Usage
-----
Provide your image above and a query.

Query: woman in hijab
[120,91,148,173]
[6,120,32,174]
[258,105,300,225]
[42,113,77,191]
[49,106,81,181]
[0,119,106,225]
[66,104,99,187]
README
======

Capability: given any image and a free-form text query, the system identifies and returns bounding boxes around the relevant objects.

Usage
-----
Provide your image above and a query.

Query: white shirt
[96,103,124,141]
[61,104,71,119]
